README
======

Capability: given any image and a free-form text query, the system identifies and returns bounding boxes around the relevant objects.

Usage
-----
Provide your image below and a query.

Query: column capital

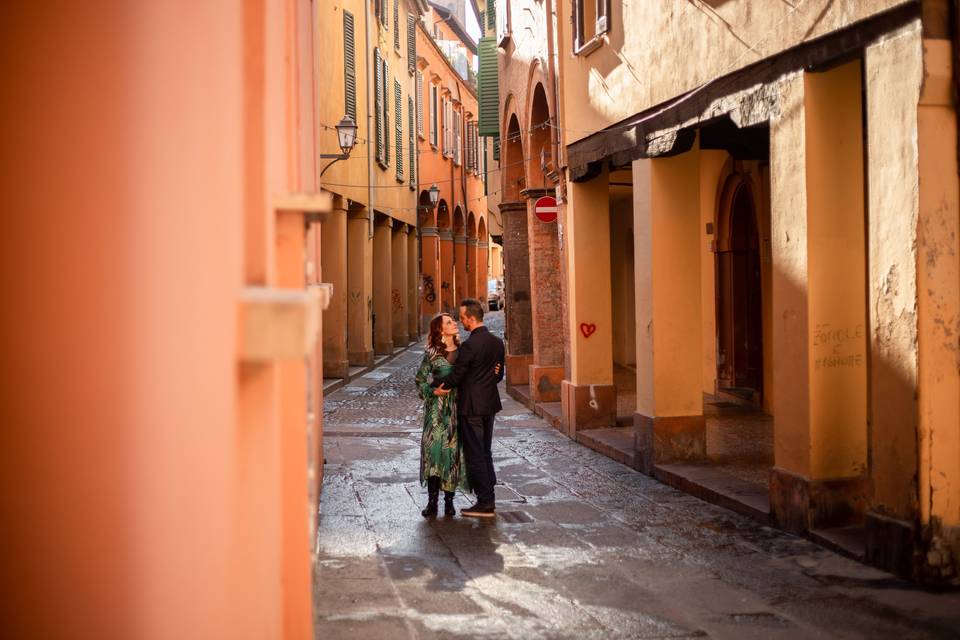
[499,201,527,214]
[438,228,454,240]
[467,238,478,246]
[374,214,393,229]
[453,235,467,244]
[520,187,556,201]
[394,223,409,235]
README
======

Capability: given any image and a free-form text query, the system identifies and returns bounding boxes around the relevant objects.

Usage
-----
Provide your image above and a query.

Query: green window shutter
[374,48,383,163]
[408,96,416,190]
[407,14,416,74]
[479,11,485,33]
[493,135,500,161]
[478,36,499,137]
[343,11,357,121]
[395,80,403,179]
[488,0,496,30]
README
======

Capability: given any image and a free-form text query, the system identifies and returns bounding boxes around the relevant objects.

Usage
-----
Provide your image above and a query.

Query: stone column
[420,226,441,330]
[320,202,349,378]
[454,233,467,308]
[768,63,870,534]
[477,240,489,307]
[524,187,564,404]
[438,228,455,315]
[373,215,394,355]
[632,150,705,472]
[466,237,479,300]
[501,201,533,386]
[347,208,374,366]
[391,224,409,347]
[864,25,960,579]
[561,172,617,436]
[407,225,418,340]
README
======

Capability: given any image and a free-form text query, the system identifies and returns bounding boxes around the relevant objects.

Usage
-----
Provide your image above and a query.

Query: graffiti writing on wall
[813,323,865,370]
[580,323,597,339]
[422,274,437,304]
[350,290,361,303]
[392,289,404,312]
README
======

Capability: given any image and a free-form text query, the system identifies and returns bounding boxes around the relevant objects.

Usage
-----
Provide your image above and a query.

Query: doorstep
[506,384,561,429]
[810,524,866,562]
[576,426,636,468]
[654,463,770,524]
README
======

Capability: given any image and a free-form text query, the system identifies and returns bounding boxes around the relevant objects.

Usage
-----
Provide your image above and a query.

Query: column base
[505,354,533,386]
[392,334,410,348]
[348,350,374,367]
[865,510,917,579]
[634,413,706,475]
[561,380,616,437]
[769,467,871,534]
[323,360,350,379]
[529,365,563,403]
[374,341,394,356]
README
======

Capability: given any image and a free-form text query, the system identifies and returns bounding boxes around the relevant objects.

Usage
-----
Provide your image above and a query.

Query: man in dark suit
[433,298,505,517]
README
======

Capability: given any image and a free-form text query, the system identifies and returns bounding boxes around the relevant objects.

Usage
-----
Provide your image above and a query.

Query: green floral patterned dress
[415,348,469,492]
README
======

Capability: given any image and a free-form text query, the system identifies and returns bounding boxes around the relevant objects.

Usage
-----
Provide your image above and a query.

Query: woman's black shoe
[443,491,456,516]
[421,477,440,517]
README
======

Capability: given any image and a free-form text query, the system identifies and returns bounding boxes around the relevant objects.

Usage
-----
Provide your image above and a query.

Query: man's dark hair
[460,298,484,321]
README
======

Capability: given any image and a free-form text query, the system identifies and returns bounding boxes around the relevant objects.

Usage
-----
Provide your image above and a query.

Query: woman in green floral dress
[415,313,468,517]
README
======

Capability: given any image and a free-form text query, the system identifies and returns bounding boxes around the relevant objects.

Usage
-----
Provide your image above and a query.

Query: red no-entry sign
[534,195,558,223]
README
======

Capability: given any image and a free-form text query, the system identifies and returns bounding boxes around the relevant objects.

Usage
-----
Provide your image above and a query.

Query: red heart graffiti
[580,323,597,339]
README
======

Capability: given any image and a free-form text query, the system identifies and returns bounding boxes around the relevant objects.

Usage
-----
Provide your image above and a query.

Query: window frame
[573,0,610,56]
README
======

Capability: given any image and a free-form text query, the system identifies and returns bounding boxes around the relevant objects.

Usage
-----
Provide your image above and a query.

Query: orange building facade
[416,4,490,328]
[3,2,329,637]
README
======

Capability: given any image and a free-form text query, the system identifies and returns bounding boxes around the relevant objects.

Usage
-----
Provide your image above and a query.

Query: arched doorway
[528,84,551,191]
[716,178,763,403]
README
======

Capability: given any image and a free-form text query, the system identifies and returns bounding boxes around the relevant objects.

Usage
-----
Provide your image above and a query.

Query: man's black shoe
[461,503,496,518]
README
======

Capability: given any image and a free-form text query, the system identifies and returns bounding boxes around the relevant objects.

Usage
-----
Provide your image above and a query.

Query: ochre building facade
[498,0,960,583]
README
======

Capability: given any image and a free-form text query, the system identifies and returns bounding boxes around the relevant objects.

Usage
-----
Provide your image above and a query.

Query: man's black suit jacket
[433,325,505,416]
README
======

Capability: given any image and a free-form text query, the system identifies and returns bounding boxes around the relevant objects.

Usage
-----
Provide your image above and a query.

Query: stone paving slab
[315,312,960,640]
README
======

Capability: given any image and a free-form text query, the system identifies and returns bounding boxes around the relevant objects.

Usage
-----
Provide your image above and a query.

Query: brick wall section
[526,192,564,366]
[501,201,533,355]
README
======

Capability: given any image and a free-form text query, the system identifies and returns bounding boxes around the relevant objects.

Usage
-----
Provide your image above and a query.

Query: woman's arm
[414,353,434,400]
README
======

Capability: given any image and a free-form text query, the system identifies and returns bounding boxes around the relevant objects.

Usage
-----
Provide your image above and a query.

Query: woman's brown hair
[426,313,459,355]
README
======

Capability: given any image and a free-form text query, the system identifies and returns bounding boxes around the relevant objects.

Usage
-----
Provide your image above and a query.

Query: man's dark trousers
[459,415,496,506]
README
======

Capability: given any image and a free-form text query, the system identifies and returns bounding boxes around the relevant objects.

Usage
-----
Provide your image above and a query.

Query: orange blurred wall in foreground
[0,2,327,638]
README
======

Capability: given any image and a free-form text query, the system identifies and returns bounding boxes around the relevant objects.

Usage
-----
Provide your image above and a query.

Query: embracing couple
[414,298,505,518]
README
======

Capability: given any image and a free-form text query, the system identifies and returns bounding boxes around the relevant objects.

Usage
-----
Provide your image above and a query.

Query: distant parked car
[487,278,504,310]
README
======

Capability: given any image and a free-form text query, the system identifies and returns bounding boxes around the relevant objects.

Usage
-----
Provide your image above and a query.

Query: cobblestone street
[315,313,960,640]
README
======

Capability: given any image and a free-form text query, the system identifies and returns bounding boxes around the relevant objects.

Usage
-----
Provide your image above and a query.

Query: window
[380,60,390,166]
[374,48,384,163]
[395,80,403,180]
[574,0,610,53]
[379,0,387,28]
[416,71,424,139]
[406,14,416,74]
[496,0,511,46]
[430,85,438,147]
[393,0,400,50]
[453,110,461,165]
[408,96,416,190]
[443,100,453,157]
[343,11,357,121]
